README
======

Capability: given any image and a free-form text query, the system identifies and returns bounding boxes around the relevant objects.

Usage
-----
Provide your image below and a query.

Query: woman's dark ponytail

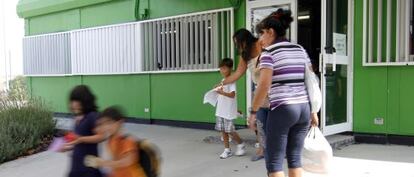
[255,8,293,38]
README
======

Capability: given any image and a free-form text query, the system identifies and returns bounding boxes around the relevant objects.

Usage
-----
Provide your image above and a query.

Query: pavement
[0,120,414,177]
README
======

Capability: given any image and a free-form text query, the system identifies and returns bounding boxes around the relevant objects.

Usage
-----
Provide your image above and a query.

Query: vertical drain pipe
[135,0,140,20]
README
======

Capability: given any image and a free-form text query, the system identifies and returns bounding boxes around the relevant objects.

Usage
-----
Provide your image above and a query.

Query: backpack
[121,135,162,177]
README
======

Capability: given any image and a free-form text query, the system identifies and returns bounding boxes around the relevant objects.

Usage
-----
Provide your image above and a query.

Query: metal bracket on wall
[135,0,150,20]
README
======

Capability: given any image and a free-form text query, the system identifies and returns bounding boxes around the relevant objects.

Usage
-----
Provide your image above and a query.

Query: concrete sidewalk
[0,122,413,177]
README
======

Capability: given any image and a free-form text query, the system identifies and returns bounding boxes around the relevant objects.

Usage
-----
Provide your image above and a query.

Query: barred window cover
[141,9,233,71]
[363,0,414,66]
[22,8,234,76]
[23,33,71,75]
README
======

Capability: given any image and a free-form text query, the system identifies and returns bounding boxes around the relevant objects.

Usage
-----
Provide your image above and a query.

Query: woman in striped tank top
[248,9,318,177]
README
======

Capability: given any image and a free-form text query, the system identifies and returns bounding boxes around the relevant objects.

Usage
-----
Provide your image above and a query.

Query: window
[23,32,71,75]
[70,23,142,74]
[22,8,234,76]
[141,8,233,71]
[363,0,414,66]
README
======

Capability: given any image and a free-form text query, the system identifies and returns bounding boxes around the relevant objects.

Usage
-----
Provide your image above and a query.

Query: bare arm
[222,58,248,85]
[77,133,106,144]
[252,68,272,111]
[65,130,106,146]
[99,151,137,169]
[218,90,236,98]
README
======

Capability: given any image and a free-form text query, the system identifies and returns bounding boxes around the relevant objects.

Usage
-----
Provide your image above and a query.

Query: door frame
[245,0,298,120]
[320,0,354,135]
[245,0,354,136]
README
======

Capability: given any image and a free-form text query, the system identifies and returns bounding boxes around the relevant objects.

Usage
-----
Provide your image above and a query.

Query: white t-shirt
[215,82,238,120]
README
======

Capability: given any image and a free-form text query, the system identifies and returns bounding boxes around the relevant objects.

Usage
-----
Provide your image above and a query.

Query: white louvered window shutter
[22,8,234,76]
[363,0,414,66]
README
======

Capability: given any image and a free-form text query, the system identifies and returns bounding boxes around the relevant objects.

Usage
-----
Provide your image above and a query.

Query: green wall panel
[23,0,246,36]
[26,77,33,98]
[80,0,136,28]
[352,67,388,134]
[82,75,151,119]
[23,0,247,125]
[17,0,116,18]
[148,0,238,18]
[353,0,388,134]
[150,72,246,124]
[28,9,80,35]
[24,19,30,36]
[398,68,414,135]
[30,76,82,113]
[149,72,220,123]
[353,0,414,136]
[386,67,400,134]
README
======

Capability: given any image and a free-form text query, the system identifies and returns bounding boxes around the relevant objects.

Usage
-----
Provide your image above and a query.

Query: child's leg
[231,131,246,156]
[255,130,259,144]
[230,131,243,145]
[222,132,230,149]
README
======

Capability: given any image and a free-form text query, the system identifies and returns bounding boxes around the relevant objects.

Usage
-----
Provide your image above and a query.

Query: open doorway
[298,0,321,74]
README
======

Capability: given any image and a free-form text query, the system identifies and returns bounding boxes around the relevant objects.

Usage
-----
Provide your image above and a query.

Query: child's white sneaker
[219,149,232,159]
[254,142,260,149]
[235,143,246,156]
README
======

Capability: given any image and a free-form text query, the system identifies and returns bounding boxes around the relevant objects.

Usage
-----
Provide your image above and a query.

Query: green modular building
[17,0,414,139]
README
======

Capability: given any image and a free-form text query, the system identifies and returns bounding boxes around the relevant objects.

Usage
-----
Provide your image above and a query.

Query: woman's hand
[59,144,74,152]
[311,113,319,127]
[248,114,257,131]
[64,135,82,147]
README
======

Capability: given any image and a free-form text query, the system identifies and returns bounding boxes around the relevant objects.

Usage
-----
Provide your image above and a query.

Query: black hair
[219,58,233,68]
[233,29,259,62]
[255,8,293,40]
[69,85,98,114]
[99,106,125,121]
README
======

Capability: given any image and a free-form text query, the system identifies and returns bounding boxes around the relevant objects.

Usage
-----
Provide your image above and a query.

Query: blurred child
[85,106,147,177]
[61,85,106,177]
[215,58,246,159]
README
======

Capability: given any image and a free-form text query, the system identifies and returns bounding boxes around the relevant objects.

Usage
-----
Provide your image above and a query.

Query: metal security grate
[70,23,142,74]
[141,8,234,71]
[23,32,71,75]
[22,8,234,76]
[363,0,414,66]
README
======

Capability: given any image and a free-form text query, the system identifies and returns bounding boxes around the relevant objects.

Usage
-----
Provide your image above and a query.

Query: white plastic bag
[305,64,322,113]
[302,127,333,174]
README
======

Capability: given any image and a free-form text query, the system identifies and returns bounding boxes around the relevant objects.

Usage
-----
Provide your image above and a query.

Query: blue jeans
[256,107,269,149]
[265,103,310,173]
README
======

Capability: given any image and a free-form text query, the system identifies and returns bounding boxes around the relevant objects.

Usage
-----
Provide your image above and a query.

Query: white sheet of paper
[203,88,219,106]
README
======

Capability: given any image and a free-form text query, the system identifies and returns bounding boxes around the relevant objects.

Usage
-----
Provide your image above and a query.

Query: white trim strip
[363,61,414,66]
[396,0,400,62]
[26,69,220,77]
[230,8,235,63]
[405,0,410,62]
[386,0,392,62]
[363,0,368,65]
[24,7,233,38]
[140,8,233,24]
[368,0,374,63]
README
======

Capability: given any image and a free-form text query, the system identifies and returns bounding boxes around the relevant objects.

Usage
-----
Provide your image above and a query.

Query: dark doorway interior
[298,0,321,74]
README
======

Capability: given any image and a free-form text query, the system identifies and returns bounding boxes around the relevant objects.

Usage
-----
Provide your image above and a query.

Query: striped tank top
[259,40,311,110]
